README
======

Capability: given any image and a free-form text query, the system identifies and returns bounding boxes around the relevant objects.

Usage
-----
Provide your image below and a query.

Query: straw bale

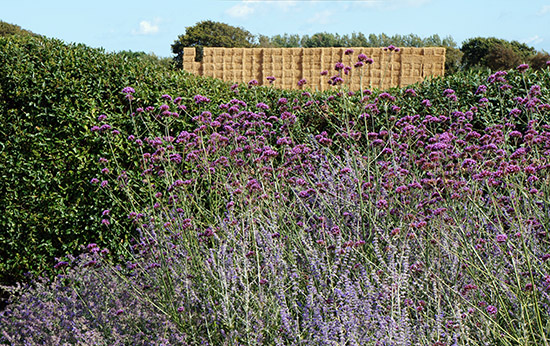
[310,62,322,71]
[282,49,292,60]
[233,69,243,81]
[424,56,441,65]
[370,69,382,78]
[213,68,223,79]
[262,50,273,64]
[320,48,331,62]
[331,47,343,61]
[182,62,192,73]
[408,55,424,64]
[202,64,213,77]
[422,63,434,76]
[232,48,244,57]
[183,47,196,58]
[273,62,283,73]
[283,58,293,70]
[400,77,418,87]
[392,61,402,71]
[370,77,381,87]
[312,48,323,58]
[253,49,263,62]
[270,48,282,56]
[422,48,436,56]
[234,55,244,65]
[432,47,446,56]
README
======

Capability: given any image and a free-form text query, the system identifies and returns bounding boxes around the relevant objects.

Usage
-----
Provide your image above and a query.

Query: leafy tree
[302,32,344,48]
[171,20,255,65]
[0,20,38,37]
[257,34,276,48]
[444,47,464,75]
[461,37,535,70]
[346,32,369,47]
[528,51,550,70]
[269,34,302,48]
[485,43,523,71]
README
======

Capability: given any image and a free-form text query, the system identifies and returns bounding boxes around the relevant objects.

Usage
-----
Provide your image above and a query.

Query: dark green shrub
[0,20,39,37]
[528,51,550,70]
[485,43,523,71]
[0,34,249,288]
[461,37,535,71]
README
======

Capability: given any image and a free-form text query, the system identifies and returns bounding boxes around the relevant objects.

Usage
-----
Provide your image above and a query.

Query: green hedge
[0,35,253,286]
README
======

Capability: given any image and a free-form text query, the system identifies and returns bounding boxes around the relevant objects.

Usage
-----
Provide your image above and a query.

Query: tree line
[172,20,549,75]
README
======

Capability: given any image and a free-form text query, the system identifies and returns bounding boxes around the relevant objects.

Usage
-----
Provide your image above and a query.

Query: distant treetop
[171,20,255,67]
[0,21,40,37]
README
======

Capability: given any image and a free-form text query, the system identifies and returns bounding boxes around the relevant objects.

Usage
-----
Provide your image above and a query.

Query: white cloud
[134,20,159,35]
[523,35,544,45]
[538,5,550,15]
[403,0,431,6]
[307,9,335,25]
[226,0,298,18]
[355,0,431,9]
[226,3,255,18]
[272,0,298,11]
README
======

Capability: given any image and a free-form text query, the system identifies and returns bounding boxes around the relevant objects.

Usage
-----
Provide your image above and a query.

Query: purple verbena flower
[516,64,529,72]
[496,234,508,243]
[122,86,135,94]
[486,305,498,315]
[193,94,211,104]
[405,88,417,97]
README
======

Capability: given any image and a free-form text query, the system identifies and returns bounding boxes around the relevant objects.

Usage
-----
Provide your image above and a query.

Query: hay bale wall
[183,47,446,91]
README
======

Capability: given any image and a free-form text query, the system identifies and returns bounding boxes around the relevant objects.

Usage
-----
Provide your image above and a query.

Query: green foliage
[527,51,550,70]
[0,34,244,288]
[444,46,464,75]
[264,33,302,48]
[171,20,255,65]
[301,32,346,47]
[461,37,536,70]
[115,50,176,70]
[485,43,524,71]
[0,20,39,37]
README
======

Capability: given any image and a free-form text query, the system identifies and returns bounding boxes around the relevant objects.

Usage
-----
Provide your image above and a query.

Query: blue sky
[3,0,550,57]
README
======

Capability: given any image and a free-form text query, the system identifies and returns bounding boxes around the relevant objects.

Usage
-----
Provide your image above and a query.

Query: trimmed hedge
[0,35,251,286]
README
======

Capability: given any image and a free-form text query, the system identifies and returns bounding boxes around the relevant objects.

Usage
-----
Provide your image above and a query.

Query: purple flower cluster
[5,64,550,345]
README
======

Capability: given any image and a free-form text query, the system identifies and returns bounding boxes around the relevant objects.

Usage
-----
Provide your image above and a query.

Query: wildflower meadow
[1,40,550,345]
